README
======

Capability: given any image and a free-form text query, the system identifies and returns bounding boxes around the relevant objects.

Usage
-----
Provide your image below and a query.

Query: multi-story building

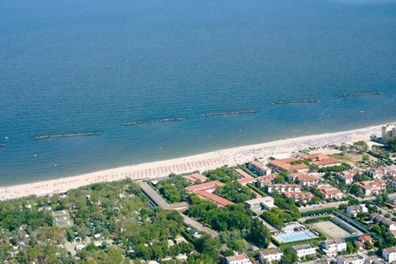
[265,184,301,194]
[284,191,314,204]
[316,184,345,200]
[320,239,347,257]
[381,125,396,142]
[292,173,320,186]
[336,253,367,264]
[244,197,276,215]
[259,248,283,263]
[292,244,317,259]
[371,214,396,231]
[346,204,368,217]
[382,246,396,263]
[225,253,252,264]
[354,179,386,197]
[336,169,359,184]
[247,162,272,176]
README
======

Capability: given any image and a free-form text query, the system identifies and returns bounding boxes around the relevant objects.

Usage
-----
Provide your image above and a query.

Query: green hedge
[301,208,335,217]
[246,183,266,196]
[303,216,332,224]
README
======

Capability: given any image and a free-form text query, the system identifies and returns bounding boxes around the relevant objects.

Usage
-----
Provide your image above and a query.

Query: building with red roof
[225,253,252,264]
[284,191,314,204]
[303,153,341,168]
[185,180,224,193]
[354,179,386,197]
[235,168,255,186]
[183,172,208,184]
[256,174,277,187]
[316,184,344,200]
[196,190,233,207]
[292,173,320,186]
[336,169,359,185]
[268,157,309,173]
[247,162,272,176]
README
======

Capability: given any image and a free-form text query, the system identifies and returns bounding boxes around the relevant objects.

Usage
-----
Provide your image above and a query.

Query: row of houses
[226,237,396,263]
[267,153,342,173]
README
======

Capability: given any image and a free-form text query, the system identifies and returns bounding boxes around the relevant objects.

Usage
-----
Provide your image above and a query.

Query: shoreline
[0,123,393,201]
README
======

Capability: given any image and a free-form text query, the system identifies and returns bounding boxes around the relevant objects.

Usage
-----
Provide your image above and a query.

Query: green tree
[353,141,369,153]
[195,234,220,261]
[247,218,270,248]
[261,211,284,229]
[214,182,255,203]
[386,137,396,152]
[280,247,298,264]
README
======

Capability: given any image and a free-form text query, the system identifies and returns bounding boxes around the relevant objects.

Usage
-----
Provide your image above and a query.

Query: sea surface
[1,0,396,186]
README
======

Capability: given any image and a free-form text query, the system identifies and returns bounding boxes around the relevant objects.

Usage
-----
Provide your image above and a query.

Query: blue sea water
[1,0,396,185]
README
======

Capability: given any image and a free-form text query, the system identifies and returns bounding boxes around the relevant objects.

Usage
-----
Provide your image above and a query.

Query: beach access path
[0,123,389,201]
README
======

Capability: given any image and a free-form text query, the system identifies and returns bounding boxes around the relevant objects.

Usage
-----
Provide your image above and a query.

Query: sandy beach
[0,123,391,201]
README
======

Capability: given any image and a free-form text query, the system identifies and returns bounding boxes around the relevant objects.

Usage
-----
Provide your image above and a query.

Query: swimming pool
[275,231,317,243]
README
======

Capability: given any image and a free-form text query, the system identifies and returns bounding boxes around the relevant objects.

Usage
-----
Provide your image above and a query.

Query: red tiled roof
[303,153,340,167]
[226,253,250,261]
[355,179,386,190]
[196,190,233,207]
[292,173,318,183]
[235,168,255,180]
[238,177,255,185]
[268,157,309,172]
[185,181,224,193]
[257,174,276,183]
[183,172,208,183]
[317,184,342,195]
[284,191,314,200]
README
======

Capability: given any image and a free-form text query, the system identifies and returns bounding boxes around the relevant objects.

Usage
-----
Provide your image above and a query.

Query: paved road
[139,181,218,237]
[181,214,219,238]
[139,181,188,210]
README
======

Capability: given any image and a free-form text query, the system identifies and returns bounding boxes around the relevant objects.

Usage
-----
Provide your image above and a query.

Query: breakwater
[337,92,381,98]
[272,99,320,105]
[202,110,257,117]
[35,131,103,140]
[123,118,184,126]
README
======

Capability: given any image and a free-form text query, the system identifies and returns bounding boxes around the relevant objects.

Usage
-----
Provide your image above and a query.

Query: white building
[292,244,317,259]
[336,253,367,264]
[248,162,272,176]
[346,204,368,217]
[225,253,252,264]
[383,246,396,263]
[259,248,283,263]
[244,197,276,215]
[320,240,347,257]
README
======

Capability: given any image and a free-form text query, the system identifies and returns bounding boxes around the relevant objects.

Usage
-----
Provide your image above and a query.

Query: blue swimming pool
[275,231,316,243]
